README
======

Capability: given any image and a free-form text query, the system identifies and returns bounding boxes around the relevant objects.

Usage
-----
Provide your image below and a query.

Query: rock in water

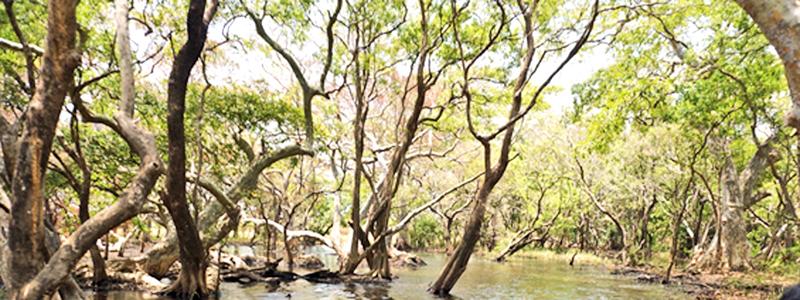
[295,255,325,270]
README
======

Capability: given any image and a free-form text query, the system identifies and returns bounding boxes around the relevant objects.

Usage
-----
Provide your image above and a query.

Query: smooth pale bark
[721,140,778,271]
[243,218,336,249]
[0,37,43,55]
[736,1,800,129]
[690,139,778,272]
[718,157,750,271]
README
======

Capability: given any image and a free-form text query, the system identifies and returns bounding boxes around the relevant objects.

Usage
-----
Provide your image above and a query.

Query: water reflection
[93,253,689,300]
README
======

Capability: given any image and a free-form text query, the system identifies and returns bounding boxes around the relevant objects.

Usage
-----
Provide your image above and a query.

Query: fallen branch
[242,218,335,250]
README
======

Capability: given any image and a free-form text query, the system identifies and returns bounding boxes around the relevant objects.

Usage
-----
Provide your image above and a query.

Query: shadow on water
[91,253,689,300]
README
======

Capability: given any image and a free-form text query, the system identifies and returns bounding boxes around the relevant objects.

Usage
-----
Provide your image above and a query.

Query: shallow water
[93,253,689,300]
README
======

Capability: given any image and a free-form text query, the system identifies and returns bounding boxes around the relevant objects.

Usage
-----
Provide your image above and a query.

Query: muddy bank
[611,267,789,299]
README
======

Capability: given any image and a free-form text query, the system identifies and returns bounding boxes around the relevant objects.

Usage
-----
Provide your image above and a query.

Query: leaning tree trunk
[443,218,454,255]
[430,184,494,295]
[140,145,311,277]
[495,231,534,263]
[0,0,165,296]
[736,1,800,130]
[665,188,691,282]
[495,208,561,262]
[161,0,217,297]
[359,1,431,278]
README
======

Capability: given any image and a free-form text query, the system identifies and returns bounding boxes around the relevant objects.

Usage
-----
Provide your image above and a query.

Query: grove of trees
[0,0,799,299]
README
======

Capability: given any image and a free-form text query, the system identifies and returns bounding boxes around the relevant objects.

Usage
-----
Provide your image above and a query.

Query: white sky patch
[124,1,614,122]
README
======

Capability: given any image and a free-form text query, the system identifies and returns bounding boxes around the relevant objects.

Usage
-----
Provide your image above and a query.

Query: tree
[735,1,800,130]
[2,1,81,297]
[0,0,164,297]
[429,0,599,295]
[573,0,789,273]
[161,0,218,296]
[689,138,780,271]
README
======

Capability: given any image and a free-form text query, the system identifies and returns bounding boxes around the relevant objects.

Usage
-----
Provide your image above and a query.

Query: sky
[130,1,614,122]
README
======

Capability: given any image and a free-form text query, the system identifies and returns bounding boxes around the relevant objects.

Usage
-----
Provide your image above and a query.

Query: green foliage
[200,85,304,134]
[5,0,800,287]
[408,214,443,249]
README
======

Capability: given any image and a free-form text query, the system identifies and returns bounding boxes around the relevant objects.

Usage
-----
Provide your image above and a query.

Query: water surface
[95,253,688,299]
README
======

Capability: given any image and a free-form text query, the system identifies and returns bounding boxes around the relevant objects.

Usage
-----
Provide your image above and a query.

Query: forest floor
[497,248,793,299]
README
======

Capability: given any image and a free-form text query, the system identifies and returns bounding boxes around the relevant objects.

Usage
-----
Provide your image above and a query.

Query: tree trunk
[161,0,217,297]
[140,145,311,277]
[691,138,777,272]
[665,191,689,282]
[368,204,391,278]
[443,217,454,255]
[637,194,658,260]
[331,191,342,250]
[718,157,750,271]
[167,263,207,299]
[428,0,599,292]
[429,185,491,295]
[3,0,80,298]
[341,43,367,274]
[283,224,293,271]
[495,231,534,262]
[495,207,561,262]
[360,1,431,277]
[2,0,167,297]
[79,186,108,287]
[736,1,800,130]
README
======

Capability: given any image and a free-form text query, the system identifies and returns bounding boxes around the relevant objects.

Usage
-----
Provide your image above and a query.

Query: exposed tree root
[159,269,209,299]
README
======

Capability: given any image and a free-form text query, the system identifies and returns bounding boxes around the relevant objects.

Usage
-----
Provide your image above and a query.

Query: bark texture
[161,0,218,297]
[736,0,800,129]
[1,0,166,297]
[3,0,80,297]
[690,139,778,272]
